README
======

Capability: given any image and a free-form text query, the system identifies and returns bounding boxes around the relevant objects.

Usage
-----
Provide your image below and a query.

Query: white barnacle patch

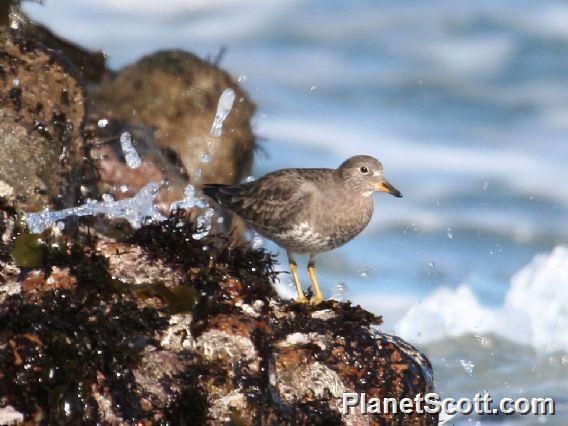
[311,309,337,321]
[274,360,346,403]
[208,390,248,422]
[161,314,194,351]
[191,329,259,372]
[279,332,327,350]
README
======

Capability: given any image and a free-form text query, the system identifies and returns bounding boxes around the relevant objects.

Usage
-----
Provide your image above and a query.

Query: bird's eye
[360,166,369,174]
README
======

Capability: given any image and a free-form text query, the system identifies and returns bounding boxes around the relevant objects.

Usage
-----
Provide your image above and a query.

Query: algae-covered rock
[92,50,256,186]
[0,204,437,425]
[0,29,88,211]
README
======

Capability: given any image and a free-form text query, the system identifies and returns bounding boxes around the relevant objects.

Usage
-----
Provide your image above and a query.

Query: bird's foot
[310,294,324,305]
[296,295,309,304]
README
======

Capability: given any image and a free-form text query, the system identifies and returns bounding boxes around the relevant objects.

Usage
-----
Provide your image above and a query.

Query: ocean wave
[395,246,568,354]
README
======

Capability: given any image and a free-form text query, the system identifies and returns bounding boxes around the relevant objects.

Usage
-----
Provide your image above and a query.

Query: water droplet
[12,79,20,87]
[459,359,474,375]
[119,131,142,169]
[238,74,248,82]
[200,154,211,163]
[97,118,109,128]
[63,401,72,417]
[192,207,215,240]
[245,175,256,183]
[332,282,348,302]
[251,235,264,250]
[446,227,454,239]
[210,88,236,137]
[474,334,492,349]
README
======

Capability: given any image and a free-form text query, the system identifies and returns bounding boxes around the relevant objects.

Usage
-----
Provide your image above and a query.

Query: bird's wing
[205,169,316,230]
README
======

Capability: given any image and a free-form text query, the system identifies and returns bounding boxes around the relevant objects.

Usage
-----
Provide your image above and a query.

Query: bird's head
[338,155,402,198]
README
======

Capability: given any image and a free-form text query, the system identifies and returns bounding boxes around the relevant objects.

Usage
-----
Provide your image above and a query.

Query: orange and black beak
[377,179,402,198]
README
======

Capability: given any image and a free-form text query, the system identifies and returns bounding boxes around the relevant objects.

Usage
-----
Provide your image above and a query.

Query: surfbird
[203,155,402,304]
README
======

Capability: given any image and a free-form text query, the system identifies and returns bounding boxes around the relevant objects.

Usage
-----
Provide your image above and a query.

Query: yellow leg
[307,257,324,305]
[288,253,307,303]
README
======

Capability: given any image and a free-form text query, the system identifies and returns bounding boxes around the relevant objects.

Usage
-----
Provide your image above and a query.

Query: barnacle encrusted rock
[0,203,438,425]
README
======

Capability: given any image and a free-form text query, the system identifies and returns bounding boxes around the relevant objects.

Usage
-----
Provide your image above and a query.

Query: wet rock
[28,21,108,84]
[0,28,89,211]
[0,196,19,299]
[92,50,256,186]
[0,204,437,425]
[2,3,107,83]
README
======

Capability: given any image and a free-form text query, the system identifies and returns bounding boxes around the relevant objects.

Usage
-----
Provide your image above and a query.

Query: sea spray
[395,246,568,354]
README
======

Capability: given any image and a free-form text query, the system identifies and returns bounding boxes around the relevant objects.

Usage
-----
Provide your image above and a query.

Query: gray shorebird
[203,155,402,304]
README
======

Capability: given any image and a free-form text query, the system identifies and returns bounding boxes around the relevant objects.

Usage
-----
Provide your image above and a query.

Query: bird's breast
[262,194,374,254]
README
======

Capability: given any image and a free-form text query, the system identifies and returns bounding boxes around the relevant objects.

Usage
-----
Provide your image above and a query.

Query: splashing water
[210,88,236,137]
[192,207,215,240]
[170,185,198,211]
[170,185,215,240]
[24,183,165,233]
[119,131,142,169]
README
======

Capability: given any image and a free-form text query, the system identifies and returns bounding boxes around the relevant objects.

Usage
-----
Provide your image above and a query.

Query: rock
[92,50,256,186]
[2,1,108,83]
[0,205,437,425]
[0,28,90,211]
[0,195,19,298]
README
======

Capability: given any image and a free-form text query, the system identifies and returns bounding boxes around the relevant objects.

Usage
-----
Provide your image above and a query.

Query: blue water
[25,1,568,423]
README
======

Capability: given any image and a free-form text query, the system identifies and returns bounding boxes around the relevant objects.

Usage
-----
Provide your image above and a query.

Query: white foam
[395,246,568,354]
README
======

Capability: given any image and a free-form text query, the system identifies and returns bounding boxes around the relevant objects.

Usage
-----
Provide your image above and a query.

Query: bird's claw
[310,295,324,305]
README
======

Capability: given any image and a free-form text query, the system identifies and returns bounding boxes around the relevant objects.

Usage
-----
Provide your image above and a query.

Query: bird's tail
[202,183,244,208]
[202,184,228,202]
